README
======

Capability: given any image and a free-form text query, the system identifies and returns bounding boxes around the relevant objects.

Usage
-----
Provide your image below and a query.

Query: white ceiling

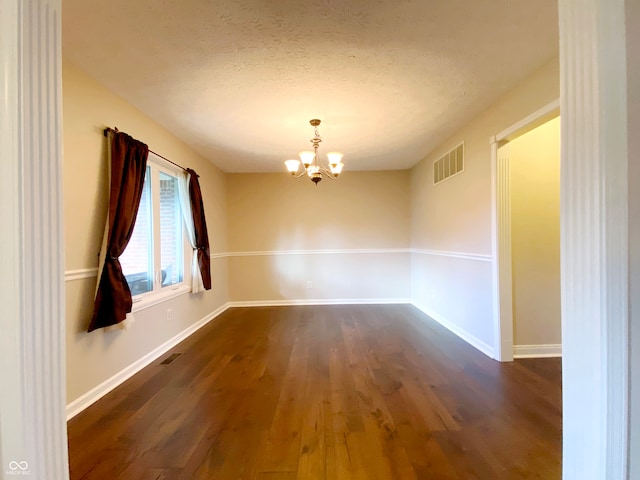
[62,0,558,173]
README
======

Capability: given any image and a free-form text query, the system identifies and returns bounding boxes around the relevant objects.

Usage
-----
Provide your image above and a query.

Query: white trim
[65,267,99,281]
[148,151,183,174]
[490,139,503,361]
[410,248,491,262]
[62,271,193,313]
[225,248,410,257]
[65,302,231,420]
[67,249,407,280]
[490,144,515,362]
[559,0,629,477]
[513,344,562,359]
[494,99,560,142]
[489,99,560,363]
[411,301,495,359]
[229,298,412,308]
[66,252,227,282]
[64,252,229,281]
[0,0,69,477]
[130,285,191,313]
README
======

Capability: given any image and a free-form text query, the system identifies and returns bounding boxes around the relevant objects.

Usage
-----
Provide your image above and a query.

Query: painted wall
[226,171,411,302]
[410,59,559,356]
[63,60,229,405]
[501,116,561,348]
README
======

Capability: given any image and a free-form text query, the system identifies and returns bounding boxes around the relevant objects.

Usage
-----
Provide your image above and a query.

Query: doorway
[490,99,560,362]
[498,116,561,358]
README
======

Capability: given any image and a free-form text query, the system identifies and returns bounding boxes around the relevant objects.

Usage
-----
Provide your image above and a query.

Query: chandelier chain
[311,126,322,149]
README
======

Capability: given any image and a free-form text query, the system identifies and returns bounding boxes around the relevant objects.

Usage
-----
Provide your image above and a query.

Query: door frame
[490,99,560,362]
[0,0,68,477]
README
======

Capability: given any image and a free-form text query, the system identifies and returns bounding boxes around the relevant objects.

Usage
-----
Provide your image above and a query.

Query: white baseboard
[411,301,495,359]
[65,302,231,420]
[229,298,412,308]
[513,344,562,358]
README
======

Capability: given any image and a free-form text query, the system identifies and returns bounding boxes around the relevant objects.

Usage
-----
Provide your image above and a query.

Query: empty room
[62,1,561,476]
[1,0,637,479]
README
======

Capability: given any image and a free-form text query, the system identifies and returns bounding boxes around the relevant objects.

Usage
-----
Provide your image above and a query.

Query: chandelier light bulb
[284,159,300,174]
[329,162,344,176]
[326,152,343,166]
[298,151,316,167]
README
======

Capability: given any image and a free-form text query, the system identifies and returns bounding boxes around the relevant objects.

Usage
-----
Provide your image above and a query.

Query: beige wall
[226,171,411,301]
[410,59,559,351]
[63,60,229,404]
[410,59,560,254]
[502,116,561,347]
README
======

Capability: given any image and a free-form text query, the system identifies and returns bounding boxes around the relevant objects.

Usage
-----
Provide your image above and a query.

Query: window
[120,154,188,306]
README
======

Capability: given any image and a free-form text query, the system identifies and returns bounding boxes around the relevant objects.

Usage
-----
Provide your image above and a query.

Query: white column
[559,0,629,478]
[0,0,68,478]
[490,137,514,362]
[626,0,640,477]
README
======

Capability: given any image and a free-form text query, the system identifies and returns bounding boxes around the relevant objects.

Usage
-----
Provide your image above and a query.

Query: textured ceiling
[62,0,558,172]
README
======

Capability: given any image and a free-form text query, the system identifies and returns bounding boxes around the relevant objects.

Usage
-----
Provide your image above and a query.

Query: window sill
[131,284,191,313]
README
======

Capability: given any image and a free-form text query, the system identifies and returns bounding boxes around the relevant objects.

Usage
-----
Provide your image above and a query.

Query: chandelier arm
[319,168,338,180]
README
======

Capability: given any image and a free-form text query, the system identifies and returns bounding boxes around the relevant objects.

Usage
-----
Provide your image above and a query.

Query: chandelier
[284,119,344,185]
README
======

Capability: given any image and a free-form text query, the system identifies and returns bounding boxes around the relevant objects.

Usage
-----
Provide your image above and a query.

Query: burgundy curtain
[186,168,211,290]
[88,132,149,332]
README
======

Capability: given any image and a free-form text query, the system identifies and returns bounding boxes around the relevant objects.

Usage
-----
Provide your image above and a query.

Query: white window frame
[128,152,191,312]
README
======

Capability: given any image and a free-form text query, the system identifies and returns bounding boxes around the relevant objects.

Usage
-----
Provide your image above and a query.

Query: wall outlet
[167,309,173,321]
[307,281,313,289]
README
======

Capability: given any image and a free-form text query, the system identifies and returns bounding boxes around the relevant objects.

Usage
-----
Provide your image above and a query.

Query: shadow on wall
[67,276,123,355]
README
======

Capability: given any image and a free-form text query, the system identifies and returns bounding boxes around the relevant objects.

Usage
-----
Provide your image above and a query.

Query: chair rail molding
[225,248,410,257]
[65,267,99,281]
[410,248,491,263]
[0,0,69,478]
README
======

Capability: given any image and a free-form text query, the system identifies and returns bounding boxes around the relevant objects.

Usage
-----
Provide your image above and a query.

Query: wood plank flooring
[67,305,562,479]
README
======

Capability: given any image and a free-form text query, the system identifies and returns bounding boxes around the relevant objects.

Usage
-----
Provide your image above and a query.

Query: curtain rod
[104,127,190,174]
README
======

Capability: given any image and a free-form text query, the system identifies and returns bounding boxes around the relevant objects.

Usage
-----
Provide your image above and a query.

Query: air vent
[160,353,182,365]
[433,142,464,184]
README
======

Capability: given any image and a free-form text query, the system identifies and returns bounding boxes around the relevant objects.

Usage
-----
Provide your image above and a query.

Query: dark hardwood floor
[67,305,562,479]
